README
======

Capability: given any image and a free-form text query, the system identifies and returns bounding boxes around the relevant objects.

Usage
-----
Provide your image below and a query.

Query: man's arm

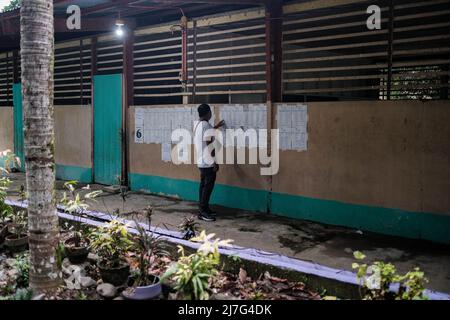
[214,120,225,129]
[205,120,225,145]
[204,122,215,145]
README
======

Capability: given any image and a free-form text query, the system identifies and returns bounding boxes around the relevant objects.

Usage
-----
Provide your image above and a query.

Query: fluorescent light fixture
[116,25,124,37]
[115,19,125,37]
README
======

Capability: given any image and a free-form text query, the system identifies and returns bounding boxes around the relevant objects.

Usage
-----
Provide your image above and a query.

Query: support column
[192,19,198,104]
[265,0,283,103]
[90,37,98,93]
[265,0,283,214]
[181,15,189,104]
[122,29,134,186]
[387,0,394,100]
[12,50,19,84]
[440,65,449,100]
[90,37,98,182]
[123,31,134,108]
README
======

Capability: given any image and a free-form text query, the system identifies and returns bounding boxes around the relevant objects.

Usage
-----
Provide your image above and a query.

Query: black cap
[198,104,211,118]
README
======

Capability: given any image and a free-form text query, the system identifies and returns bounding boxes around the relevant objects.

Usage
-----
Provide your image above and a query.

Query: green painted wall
[129,172,450,245]
[12,84,24,171]
[93,74,123,186]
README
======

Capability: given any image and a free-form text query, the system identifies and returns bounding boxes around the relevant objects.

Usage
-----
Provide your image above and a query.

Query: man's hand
[214,120,225,129]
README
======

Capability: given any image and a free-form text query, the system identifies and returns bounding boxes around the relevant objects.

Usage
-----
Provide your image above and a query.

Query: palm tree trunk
[20,0,61,290]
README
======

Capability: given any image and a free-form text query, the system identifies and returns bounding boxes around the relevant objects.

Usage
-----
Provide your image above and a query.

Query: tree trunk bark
[20,0,61,290]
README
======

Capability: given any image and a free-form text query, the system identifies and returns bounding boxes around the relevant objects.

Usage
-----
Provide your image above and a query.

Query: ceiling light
[115,19,125,37]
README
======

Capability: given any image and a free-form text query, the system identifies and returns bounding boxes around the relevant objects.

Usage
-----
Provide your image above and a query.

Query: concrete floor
[6,172,450,294]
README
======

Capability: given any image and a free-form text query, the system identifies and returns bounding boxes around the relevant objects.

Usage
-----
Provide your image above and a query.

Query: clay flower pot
[0,223,9,242]
[64,237,90,264]
[5,234,28,253]
[98,261,130,286]
[0,223,9,237]
[122,275,162,300]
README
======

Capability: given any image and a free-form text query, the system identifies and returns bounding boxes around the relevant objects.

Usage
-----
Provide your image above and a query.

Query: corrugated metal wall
[54,39,91,105]
[187,9,267,103]
[0,53,12,106]
[133,24,182,105]
[1,1,449,107]
[282,0,450,101]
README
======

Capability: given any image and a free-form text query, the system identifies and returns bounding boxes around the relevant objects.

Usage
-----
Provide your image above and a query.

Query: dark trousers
[199,167,216,212]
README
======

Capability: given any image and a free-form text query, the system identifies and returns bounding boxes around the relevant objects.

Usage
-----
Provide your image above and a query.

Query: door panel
[93,74,123,185]
[13,83,24,171]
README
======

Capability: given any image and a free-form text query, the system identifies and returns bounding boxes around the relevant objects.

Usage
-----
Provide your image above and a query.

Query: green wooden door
[13,83,24,171]
[93,74,123,185]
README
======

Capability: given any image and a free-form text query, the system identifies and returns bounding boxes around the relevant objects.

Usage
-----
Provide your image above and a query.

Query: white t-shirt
[194,120,215,168]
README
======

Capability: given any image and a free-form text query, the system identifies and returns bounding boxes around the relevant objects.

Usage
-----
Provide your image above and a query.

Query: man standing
[194,104,224,222]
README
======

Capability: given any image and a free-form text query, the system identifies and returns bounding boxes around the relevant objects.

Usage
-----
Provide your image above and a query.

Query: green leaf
[160,263,179,282]
[353,251,366,260]
[192,275,199,299]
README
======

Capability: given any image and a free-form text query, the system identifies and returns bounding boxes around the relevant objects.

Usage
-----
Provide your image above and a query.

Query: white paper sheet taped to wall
[161,143,172,162]
[135,106,216,162]
[135,106,206,145]
[277,104,308,151]
[220,104,267,131]
[136,104,306,152]
[219,104,267,148]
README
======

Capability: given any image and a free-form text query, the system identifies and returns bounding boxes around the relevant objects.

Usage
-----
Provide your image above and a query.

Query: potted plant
[5,210,28,253]
[0,208,13,249]
[0,216,12,248]
[161,231,233,300]
[352,251,429,300]
[0,178,13,244]
[122,210,169,300]
[90,220,133,286]
[60,181,101,264]
[178,215,201,240]
[0,152,17,245]
[63,223,92,264]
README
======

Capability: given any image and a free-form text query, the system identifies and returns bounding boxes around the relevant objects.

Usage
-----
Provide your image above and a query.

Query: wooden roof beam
[145,0,267,6]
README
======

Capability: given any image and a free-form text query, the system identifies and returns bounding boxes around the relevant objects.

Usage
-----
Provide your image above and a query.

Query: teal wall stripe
[213,184,268,213]
[270,192,450,245]
[56,164,93,184]
[129,173,268,212]
[131,173,199,200]
[129,172,450,245]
